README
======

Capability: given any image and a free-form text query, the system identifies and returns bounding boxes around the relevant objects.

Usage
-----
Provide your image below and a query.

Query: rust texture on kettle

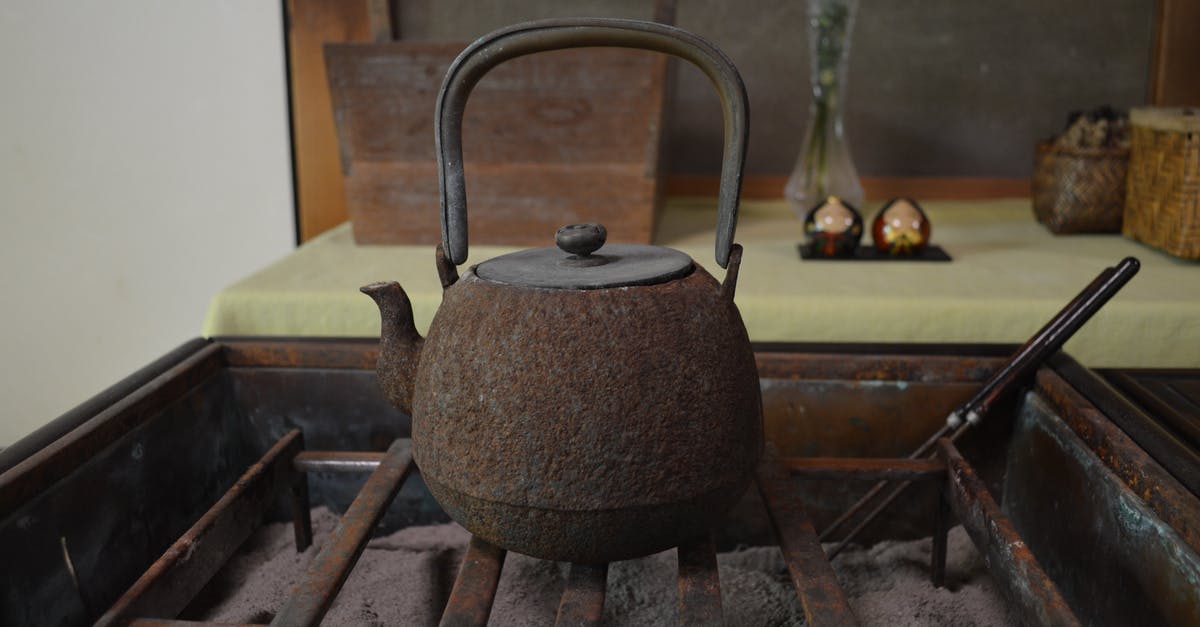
[408,267,763,563]
[361,282,424,415]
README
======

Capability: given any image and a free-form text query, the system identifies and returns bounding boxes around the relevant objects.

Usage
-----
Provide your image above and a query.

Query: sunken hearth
[2,339,1197,626]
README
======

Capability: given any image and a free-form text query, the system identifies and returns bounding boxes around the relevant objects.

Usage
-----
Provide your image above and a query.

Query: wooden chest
[325,42,669,246]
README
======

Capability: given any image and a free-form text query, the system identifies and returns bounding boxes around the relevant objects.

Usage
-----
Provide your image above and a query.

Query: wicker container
[1124,107,1200,259]
[1032,141,1129,233]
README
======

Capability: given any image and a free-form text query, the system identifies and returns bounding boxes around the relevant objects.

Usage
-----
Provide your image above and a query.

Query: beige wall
[0,2,295,445]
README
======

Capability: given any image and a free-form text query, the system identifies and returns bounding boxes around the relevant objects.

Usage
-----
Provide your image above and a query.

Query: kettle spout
[361,281,424,415]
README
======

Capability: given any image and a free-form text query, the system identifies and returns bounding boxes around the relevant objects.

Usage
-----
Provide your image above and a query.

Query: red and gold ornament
[804,196,864,258]
[872,197,931,255]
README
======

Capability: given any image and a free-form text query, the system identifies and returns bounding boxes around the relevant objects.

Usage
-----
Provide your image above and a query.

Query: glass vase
[785,0,864,214]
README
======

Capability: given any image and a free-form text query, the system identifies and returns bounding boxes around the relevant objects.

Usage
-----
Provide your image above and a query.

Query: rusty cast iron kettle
[363,18,762,564]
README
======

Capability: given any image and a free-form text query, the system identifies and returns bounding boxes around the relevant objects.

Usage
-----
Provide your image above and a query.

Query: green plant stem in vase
[786,0,864,214]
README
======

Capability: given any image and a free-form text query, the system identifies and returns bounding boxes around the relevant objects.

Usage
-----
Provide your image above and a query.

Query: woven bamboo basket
[1124,107,1200,259]
[1032,141,1128,233]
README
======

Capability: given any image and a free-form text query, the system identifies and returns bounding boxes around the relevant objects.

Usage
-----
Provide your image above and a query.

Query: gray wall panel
[395,0,1154,177]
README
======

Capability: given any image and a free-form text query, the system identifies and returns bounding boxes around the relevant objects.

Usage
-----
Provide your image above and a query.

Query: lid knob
[556,223,607,257]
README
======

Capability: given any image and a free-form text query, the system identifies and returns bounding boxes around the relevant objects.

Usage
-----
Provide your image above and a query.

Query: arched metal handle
[435,18,749,269]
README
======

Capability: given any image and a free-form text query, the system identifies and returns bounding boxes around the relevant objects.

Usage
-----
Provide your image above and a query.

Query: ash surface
[187,508,1015,626]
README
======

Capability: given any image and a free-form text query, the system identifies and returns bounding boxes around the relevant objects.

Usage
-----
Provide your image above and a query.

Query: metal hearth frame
[92,433,1080,627]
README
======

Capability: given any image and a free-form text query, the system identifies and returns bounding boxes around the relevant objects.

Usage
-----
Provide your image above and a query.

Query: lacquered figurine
[872,197,931,255]
[804,196,864,257]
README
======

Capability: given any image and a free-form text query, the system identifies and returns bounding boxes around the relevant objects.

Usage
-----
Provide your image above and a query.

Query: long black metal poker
[818,257,1141,556]
[948,257,1140,426]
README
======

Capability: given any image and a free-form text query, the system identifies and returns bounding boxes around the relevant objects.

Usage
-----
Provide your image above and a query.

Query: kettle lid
[474,223,694,290]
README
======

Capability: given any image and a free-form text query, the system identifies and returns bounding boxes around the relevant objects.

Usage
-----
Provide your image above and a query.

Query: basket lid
[1131,107,1200,133]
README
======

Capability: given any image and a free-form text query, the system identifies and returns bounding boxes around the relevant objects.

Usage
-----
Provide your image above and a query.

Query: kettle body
[412,267,761,563]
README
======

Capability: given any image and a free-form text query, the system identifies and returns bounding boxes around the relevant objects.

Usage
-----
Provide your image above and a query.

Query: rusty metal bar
[783,456,945,481]
[755,447,857,626]
[824,423,972,559]
[127,614,266,619]
[271,439,414,627]
[293,450,385,474]
[555,563,609,627]
[218,338,379,370]
[930,488,950,588]
[677,533,723,627]
[290,464,313,552]
[817,424,955,543]
[96,430,307,626]
[754,349,1007,382]
[826,480,911,560]
[937,438,1081,626]
[1104,368,1200,448]
[440,536,507,627]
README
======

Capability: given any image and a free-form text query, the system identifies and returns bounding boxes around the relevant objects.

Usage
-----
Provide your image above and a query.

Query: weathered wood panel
[326,43,667,245]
